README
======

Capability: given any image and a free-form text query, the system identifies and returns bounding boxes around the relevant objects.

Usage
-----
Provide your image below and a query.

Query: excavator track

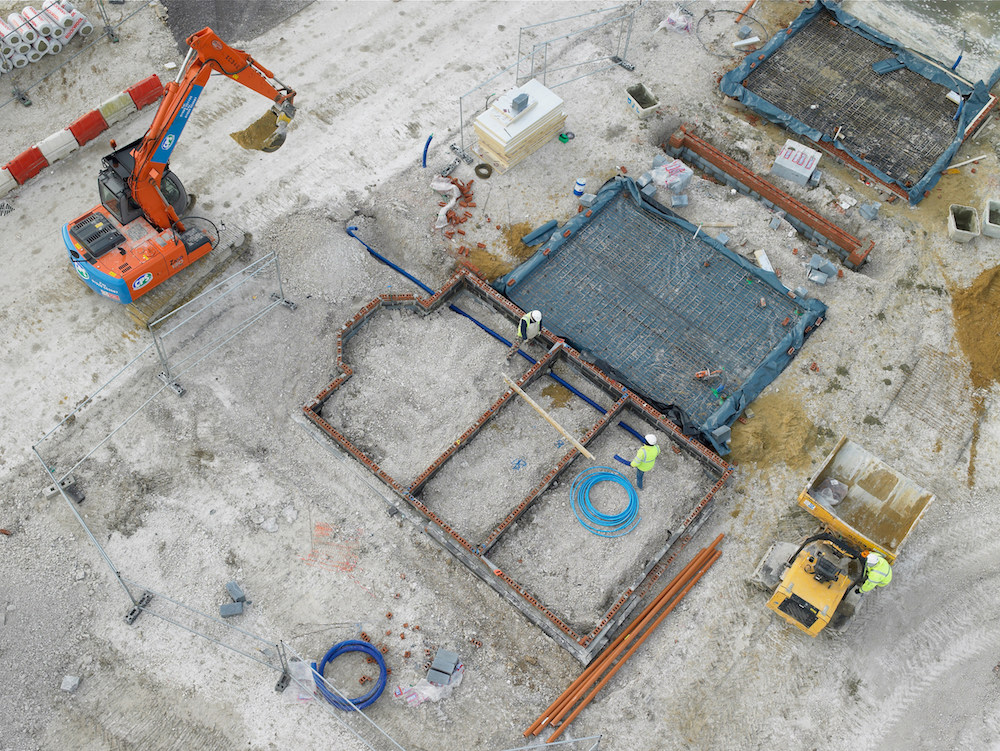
[125,222,251,328]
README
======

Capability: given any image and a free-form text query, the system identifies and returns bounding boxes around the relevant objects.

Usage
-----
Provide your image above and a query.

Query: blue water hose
[344,226,646,443]
[312,639,387,711]
[613,454,631,467]
[422,134,433,168]
[570,466,640,538]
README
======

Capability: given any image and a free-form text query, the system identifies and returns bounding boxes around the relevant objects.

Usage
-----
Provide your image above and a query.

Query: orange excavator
[63,27,295,303]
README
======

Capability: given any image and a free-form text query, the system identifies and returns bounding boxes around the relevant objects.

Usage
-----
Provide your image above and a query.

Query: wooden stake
[502,374,594,460]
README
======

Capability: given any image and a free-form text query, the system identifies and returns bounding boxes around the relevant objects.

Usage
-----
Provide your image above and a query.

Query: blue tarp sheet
[720,0,994,205]
[495,177,827,455]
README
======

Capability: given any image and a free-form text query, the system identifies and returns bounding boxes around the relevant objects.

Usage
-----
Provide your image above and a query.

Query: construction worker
[506,310,542,361]
[630,434,660,490]
[856,551,892,594]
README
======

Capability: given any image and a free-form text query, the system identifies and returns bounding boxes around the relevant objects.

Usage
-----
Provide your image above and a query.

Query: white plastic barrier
[23,5,53,36]
[0,168,18,197]
[37,128,78,163]
[98,91,137,126]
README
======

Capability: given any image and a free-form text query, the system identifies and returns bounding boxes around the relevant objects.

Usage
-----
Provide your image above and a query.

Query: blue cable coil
[570,466,640,538]
[312,639,387,711]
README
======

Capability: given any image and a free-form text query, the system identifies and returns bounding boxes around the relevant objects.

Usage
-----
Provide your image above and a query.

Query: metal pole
[459,93,465,158]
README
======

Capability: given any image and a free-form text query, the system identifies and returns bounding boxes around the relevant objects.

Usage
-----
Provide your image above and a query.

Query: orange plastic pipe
[525,541,718,736]
[734,0,757,24]
[527,537,723,735]
[527,535,723,736]
[547,548,722,743]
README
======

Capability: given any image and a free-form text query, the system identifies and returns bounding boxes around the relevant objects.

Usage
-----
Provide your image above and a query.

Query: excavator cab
[97,138,188,228]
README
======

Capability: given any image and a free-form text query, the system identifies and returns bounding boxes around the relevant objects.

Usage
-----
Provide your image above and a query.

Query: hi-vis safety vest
[860,555,892,593]
[518,312,541,340]
[631,444,660,471]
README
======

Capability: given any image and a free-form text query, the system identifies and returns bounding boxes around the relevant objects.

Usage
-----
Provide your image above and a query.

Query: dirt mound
[952,265,1000,389]
[728,390,826,473]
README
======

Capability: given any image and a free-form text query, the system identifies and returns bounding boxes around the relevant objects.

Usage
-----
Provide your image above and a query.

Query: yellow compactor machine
[753,437,934,636]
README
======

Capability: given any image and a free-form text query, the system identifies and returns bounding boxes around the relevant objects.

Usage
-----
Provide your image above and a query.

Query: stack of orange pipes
[524,534,724,743]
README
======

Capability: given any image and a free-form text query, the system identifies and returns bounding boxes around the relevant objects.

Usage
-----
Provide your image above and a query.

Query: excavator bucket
[230,107,291,152]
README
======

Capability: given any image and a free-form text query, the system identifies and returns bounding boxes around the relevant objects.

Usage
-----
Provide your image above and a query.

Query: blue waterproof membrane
[495,178,827,455]
[720,0,996,205]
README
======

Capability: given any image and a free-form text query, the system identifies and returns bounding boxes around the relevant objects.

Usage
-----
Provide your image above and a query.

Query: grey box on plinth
[432,649,459,674]
[670,193,688,207]
[770,139,822,186]
[579,192,598,207]
[512,93,529,113]
[641,184,657,198]
[220,601,244,618]
[426,668,452,685]
[226,581,246,602]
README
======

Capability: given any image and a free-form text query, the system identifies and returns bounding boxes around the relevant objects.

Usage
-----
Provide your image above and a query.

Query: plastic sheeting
[719,0,995,205]
[495,177,827,455]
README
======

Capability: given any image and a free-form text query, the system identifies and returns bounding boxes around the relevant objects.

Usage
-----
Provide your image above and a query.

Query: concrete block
[651,154,668,169]
[42,474,76,499]
[983,199,1000,238]
[769,216,782,230]
[858,202,880,221]
[715,231,729,247]
[637,172,652,188]
[61,675,80,692]
[579,192,598,207]
[807,269,829,285]
[226,581,246,602]
[710,425,731,445]
[670,193,687,207]
[431,649,459,674]
[219,601,244,618]
[641,183,656,198]
[809,254,837,277]
[794,286,809,299]
[948,204,979,243]
[770,139,822,186]
[807,169,822,187]
[738,24,753,39]
[426,668,452,685]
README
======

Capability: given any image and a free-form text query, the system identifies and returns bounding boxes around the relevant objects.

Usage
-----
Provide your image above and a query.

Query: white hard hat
[530,310,542,322]
[866,552,881,566]
[645,434,657,445]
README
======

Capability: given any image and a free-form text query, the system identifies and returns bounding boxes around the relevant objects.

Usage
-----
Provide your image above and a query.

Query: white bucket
[8,13,36,43]
[23,6,53,36]
[982,199,1000,239]
[45,35,61,54]
[41,0,72,28]
[573,178,586,196]
[948,204,980,243]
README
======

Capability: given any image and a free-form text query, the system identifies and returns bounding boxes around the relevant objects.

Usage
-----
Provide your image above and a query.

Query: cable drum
[570,466,640,538]
[311,639,388,711]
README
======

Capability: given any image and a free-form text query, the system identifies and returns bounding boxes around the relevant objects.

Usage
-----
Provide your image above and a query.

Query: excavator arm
[127,27,296,232]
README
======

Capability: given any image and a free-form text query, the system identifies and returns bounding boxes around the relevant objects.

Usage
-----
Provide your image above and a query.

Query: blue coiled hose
[570,466,640,538]
[312,639,387,711]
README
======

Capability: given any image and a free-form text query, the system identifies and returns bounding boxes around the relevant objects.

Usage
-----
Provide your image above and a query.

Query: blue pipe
[344,226,646,442]
[312,639,387,711]
[613,453,631,467]
[570,466,640,538]
[953,98,965,122]
[422,134,433,168]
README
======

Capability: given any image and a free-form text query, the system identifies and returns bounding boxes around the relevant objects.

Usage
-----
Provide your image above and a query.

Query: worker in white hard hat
[630,434,660,490]
[506,309,542,362]
[856,550,892,594]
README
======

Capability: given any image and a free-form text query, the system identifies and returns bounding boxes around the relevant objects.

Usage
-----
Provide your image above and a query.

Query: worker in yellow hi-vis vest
[506,310,542,361]
[630,434,660,490]
[856,551,892,594]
